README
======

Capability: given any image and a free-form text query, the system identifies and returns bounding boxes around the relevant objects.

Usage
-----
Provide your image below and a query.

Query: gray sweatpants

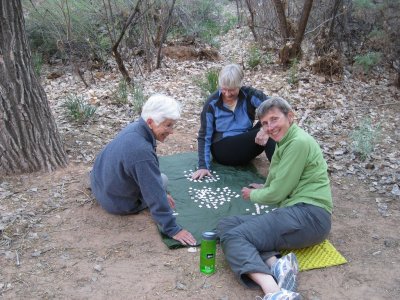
[217,203,331,288]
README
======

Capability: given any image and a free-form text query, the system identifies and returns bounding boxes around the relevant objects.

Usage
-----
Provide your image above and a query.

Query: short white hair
[141,94,181,124]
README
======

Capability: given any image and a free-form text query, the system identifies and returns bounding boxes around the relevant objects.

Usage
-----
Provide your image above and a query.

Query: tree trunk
[156,0,177,69]
[111,0,142,83]
[278,0,314,64]
[244,0,258,41]
[0,0,68,175]
[293,0,313,48]
[272,0,289,41]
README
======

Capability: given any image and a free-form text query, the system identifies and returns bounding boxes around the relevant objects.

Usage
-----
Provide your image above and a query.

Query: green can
[200,231,217,274]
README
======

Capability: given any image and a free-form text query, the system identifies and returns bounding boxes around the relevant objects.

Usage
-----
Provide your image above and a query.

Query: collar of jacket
[138,117,157,150]
[215,87,247,110]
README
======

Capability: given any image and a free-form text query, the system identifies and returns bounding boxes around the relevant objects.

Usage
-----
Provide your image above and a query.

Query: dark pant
[217,203,331,288]
[211,123,276,165]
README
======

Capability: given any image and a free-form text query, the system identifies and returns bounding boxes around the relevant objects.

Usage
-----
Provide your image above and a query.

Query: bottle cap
[202,231,217,240]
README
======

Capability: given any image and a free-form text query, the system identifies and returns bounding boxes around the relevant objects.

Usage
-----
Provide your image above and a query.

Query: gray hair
[218,64,244,88]
[256,96,292,119]
[141,94,181,124]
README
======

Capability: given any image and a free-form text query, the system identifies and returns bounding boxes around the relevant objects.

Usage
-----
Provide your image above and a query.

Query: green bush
[354,52,381,73]
[130,83,145,114]
[353,0,375,9]
[172,0,233,47]
[350,117,381,161]
[247,46,262,69]
[287,58,299,85]
[23,0,118,63]
[63,94,96,124]
[263,52,273,64]
[195,69,219,98]
[114,79,130,105]
[222,13,238,34]
[31,52,43,76]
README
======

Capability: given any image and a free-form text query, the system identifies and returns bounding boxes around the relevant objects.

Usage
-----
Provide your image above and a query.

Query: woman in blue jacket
[192,64,276,180]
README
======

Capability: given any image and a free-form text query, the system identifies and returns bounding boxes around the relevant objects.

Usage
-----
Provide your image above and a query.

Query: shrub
[287,58,299,85]
[130,83,145,114]
[354,52,381,73]
[114,79,130,105]
[353,0,375,9]
[263,52,273,64]
[172,0,233,47]
[350,117,381,161]
[63,94,96,124]
[195,69,219,98]
[31,52,43,76]
[247,46,262,69]
[23,0,118,63]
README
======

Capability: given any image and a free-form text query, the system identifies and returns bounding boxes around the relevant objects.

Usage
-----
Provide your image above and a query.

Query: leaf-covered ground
[1,26,399,299]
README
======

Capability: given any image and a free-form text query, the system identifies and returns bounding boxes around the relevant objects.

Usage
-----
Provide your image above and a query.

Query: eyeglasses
[221,87,239,94]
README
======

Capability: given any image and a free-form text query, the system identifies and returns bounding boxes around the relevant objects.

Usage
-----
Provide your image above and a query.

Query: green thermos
[200,231,217,274]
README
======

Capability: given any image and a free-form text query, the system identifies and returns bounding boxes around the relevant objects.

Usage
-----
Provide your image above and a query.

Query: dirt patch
[1,151,400,299]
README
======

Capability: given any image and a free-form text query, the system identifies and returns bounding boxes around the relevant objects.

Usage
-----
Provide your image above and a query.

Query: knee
[160,173,168,190]
[216,215,239,238]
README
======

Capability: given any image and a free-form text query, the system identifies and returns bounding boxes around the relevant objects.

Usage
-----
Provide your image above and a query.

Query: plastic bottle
[199,231,217,274]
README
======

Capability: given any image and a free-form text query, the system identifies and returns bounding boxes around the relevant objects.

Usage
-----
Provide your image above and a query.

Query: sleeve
[197,101,215,170]
[133,159,182,237]
[250,138,309,205]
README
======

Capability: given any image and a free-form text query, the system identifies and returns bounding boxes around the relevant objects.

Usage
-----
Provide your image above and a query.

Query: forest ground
[1,26,400,299]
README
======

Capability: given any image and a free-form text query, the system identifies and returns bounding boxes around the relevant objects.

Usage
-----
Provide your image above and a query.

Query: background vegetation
[23,0,399,81]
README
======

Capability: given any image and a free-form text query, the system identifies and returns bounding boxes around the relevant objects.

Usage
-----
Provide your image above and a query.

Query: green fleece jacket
[250,124,333,213]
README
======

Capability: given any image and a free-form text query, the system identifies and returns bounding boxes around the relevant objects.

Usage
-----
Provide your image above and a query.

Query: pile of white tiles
[181,169,273,214]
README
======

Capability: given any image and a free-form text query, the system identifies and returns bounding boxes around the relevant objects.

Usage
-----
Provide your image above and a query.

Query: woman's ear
[146,118,154,129]
[288,111,295,124]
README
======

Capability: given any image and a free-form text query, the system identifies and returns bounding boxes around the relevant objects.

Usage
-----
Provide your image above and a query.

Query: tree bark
[278,0,314,64]
[156,0,177,69]
[272,0,289,40]
[293,0,313,48]
[0,0,68,175]
[111,0,142,83]
[244,0,258,41]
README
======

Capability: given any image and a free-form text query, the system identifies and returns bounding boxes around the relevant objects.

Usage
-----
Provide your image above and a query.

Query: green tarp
[159,152,274,249]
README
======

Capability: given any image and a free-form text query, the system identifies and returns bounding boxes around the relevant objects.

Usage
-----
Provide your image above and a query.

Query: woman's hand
[255,128,270,146]
[191,168,212,180]
[241,187,253,200]
[172,229,197,246]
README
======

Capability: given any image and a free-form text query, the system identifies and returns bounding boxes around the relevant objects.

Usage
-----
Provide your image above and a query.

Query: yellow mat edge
[281,240,347,272]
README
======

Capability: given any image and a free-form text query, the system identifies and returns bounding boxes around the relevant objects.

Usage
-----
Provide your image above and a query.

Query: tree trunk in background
[245,0,258,41]
[0,0,68,175]
[277,0,314,64]
[111,0,142,83]
[156,0,177,69]
[293,0,313,49]
[272,0,289,41]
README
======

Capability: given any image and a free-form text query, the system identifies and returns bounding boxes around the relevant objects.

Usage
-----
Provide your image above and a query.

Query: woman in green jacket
[217,97,333,300]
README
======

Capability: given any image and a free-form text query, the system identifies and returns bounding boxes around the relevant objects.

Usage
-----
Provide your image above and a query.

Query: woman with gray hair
[217,97,333,299]
[192,63,276,180]
[91,94,196,246]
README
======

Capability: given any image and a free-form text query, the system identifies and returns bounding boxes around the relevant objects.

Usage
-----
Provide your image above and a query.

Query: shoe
[262,288,301,300]
[272,253,299,292]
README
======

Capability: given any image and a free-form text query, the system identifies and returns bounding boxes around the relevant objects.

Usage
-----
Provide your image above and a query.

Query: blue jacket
[197,86,269,169]
[90,118,182,237]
